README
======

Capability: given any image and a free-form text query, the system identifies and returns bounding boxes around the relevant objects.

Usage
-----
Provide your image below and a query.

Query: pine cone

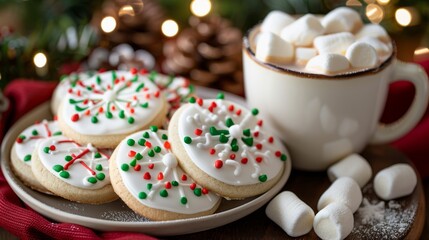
[162,15,244,96]
[93,0,166,58]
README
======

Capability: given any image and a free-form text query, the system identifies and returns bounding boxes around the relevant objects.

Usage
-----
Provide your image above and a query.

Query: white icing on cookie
[178,96,287,186]
[37,136,112,189]
[61,70,165,135]
[116,128,220,214]
[14,120,62,166]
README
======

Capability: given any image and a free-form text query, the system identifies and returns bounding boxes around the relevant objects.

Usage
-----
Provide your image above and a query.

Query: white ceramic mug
[243,26,429,171]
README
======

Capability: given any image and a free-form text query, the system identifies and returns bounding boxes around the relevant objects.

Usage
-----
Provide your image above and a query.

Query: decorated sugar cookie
[31,136,117,204]
[51,71,96,115]
[110,127,221,220]
[169,94,290,199]
[11,119,62,193]
[57,69,168,148]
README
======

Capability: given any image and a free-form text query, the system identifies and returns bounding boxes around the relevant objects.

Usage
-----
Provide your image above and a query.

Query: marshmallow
[356,24,390,42]
[314,32,355,55]
[255,31,294,64]
[313,202,354,240]
[357,36,392,57]
[322,7,363,34]
[346,42,378,69]
[295,47,318,65]
[280,14,325,47]
[265,191,315,237]
[373,163,417,200]
[305,53,350,75]
[328,154,372,188]
[261,11,295,36]
[318,177,362,213]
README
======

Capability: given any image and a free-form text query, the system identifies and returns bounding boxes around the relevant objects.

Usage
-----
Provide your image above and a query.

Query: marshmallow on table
[261,11,295,36]
[313,202,354,240]
[317,177,362,213]
[374,163,417,200]
[357,36,392,57]
[346,42,378,69]
[265,191,315,237]
[295,47,318,65]
[255,31,294,64]
[280,14,325,47]
[356,24,390,42]
[322,7,363,34]
[314,32,355,55]
[305,53,350,75]
[327,153,372,188]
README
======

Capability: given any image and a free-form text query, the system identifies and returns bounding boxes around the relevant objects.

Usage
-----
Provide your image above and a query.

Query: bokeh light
[190,0,212,17]
[33,52,47,68]
[395,8,412,26]
[162,19,179,37]
[366,3,384,24]
[101,16,117,33]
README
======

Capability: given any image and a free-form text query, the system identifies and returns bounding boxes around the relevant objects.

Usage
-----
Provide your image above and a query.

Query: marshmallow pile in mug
[255,7,393,75]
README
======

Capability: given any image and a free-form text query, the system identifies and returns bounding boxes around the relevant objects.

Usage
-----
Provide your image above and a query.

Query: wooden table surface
[170,145,426,239]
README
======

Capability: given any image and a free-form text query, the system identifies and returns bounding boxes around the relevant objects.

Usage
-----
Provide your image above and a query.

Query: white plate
[1,87,292,236]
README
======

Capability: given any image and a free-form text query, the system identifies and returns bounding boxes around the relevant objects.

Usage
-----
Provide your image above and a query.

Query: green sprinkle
[139,192,147,199]
[119,110,125,119]
[143,132,150,138]
[94,152,102,158]
[53,131,62,136]
[86,86,93,91]
[96,76,101,85]
[130,159,137,167]
[31,130,38,136]
[251,108,259,116]
[154,146,161,153]
[138,138,146,146]
[189,96,196,103]
[242,137,254,147]
[121,164,129,171]
[60,171,70,179]
[172,181,179,187]
[225,118,234,127]
[150,126,158,132]
[135,83,145,92]
[23,154,31,161]
[65,155,73,161]
[91,116,98,124]
[128,117,135,124]
[43,147,50,153]
[87,177,97,184]
[105,111,113,119]
[135,153,143,160]
[161,134,168,140]
[69,99,79,104]
[127,139,135,146]
[75,105,88,112]
[219,134,228,143]
[140,102,149,108]
[131,75,138,82]
[180,197,188,205]
[96,164,103,171]
[216,92,225,99]
[112,71,117,82]
[259,174,268,182]
[147,183,153,190]
[96,173,105,180]
[148,150,155,157]
[243,129,251,137]
[231,139,239,152]
[281,154,287,161]
[53,165,63,172]
[148,71,157,82]
[194,188,202,196]
[184,136,192,144]
[18,135,26,140]
[160,189,168,197]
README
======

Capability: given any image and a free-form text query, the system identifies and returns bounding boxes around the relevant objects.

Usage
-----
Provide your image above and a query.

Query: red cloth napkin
[1,81,157,239]
[1,59,429,238]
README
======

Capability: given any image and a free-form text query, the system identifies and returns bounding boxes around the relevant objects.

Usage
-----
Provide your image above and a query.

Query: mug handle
[370,60,429,144]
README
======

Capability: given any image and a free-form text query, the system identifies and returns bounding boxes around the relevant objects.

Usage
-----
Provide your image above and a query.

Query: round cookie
[110,127,221,220]
[57,69,168,148]
[11,119,62,193]
[51,71,96,115]
[169,94,290,199]
[31,135,117,204]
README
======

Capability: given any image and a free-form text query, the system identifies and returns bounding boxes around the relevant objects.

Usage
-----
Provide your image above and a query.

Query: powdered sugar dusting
[100,210,148,222]
[352,183,417,239]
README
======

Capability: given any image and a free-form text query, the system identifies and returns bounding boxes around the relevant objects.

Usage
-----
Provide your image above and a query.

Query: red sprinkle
[275,151,282,157]
[230,154,236,160]
[202,188,209,194]
[85,110,91,116]
[98,107,104,113]
[53,115,58,121]
[257,120,263,126]
[148,163,154,169]
[214,160,223,169]
[164,141,171,149]
[197,98,203,106]
[145,141,152,148]
[140,69,148,75]
[130,108,135,114]
[158,172,164,180]
[236,109,242,116]
[114,79,120,85]
[49,145,56,151]
[83,99,88,105]
[133,95,138,101]
[268,137,274,143]
[145,93,151,99]
[68,88,73,94]
[130,68,138,74]
[71,114,79,122]
[194,129,203,136]
[241,158,248,164]
[256,157,263,163]
[98,68,106,73]
[209,149,216,155]
[111,105,116,111]
[16,138,23,144]
[134,164,141,171]
[128,150,136,157]
[190,183,196,190]
[228,104,234,112]
[165,182,172,189]
[181,174,188,181]
[210,101,217,108]
[143,172,151,180]
[154,91,160,98]
[256,143,263,150]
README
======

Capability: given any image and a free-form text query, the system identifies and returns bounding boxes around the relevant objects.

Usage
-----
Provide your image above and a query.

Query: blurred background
[0,0,428,96]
